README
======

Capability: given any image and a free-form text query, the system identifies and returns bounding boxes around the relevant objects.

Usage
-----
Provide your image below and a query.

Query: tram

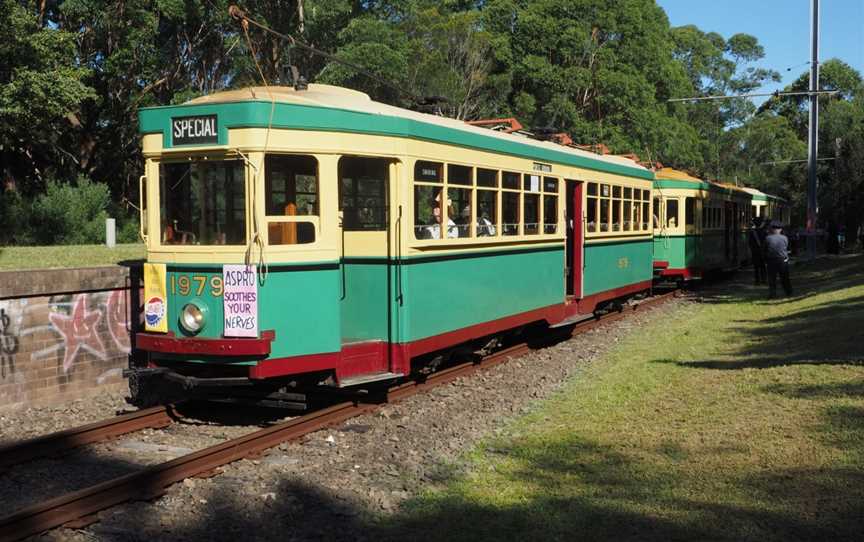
[651,167,750,281]
[129,84,655,404]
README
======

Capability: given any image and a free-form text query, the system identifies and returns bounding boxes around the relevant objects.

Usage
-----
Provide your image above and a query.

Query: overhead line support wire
[667,89,840,102]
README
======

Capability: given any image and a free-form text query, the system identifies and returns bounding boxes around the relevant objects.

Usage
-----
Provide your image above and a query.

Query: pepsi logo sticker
[145,296,165,327]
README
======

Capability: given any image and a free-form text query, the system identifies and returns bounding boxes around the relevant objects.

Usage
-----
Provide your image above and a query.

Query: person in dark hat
[763,220,793,298]
[748,216,767,284]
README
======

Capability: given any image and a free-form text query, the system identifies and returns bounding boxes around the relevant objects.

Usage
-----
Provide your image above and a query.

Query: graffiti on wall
[0,307,20,378]
[8,290,133,377]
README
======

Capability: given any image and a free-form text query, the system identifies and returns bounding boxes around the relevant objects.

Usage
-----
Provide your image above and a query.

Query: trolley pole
[806,0,820,258]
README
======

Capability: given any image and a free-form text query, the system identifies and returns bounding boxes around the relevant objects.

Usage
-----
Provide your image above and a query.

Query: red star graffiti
[49,294,106,373]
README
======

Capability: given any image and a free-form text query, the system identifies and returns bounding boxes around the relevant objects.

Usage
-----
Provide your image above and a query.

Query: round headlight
[180,303,205,334]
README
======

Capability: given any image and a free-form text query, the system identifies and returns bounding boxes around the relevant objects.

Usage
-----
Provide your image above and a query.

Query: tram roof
[139,84,653,180]
[740,187,786,203]
[655,167,751,197]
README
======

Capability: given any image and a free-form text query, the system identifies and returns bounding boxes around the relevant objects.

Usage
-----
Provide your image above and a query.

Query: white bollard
[106,218,116,248]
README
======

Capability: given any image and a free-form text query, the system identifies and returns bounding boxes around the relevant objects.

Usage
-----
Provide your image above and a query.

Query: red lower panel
[653,260,670,269]
[247,304,565,381]
[660,267,701,280]
[137,330,275,356]
[575,280,653,314]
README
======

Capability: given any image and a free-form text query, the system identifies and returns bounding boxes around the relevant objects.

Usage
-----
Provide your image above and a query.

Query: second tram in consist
[130,84,655,403]
[651,167,752,282]
[742,188,791,225]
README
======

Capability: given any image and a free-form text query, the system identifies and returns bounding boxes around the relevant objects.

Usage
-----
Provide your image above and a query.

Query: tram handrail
[138,174,148,243]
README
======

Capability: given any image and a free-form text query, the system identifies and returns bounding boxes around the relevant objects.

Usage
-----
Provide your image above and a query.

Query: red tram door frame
[565,179,584,300]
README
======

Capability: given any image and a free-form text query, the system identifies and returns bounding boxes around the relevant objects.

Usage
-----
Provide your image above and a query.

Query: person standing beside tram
[764,220,793,298]
[748,216,767,284]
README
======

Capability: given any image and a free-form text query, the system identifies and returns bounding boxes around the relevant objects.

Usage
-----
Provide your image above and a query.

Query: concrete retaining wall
[0,266,140,411]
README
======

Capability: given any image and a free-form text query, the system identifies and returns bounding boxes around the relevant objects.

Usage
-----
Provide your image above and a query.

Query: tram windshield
[159,159,246,245]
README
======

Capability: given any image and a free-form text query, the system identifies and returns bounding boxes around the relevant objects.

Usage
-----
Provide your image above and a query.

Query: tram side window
[524,193,539,235]
[685,197,695,226]
[641,190,650,230]
[587,183,598,233]
[265,155,318,245]
[611,186,622,232]
[160,159,246,246]
[450,187,472,238]
[666,199,679,228]
[543,195,557,234]
[339,157,389,231]
[415,185,454,239]
[599,184,610,232]
[477,188,497,236]
[653,197,661,229]
[623,187,632,231]
[502,192,520,236]
[414,161,446,239]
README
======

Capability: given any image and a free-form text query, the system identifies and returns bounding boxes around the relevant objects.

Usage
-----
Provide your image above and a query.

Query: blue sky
[657,0,864,97]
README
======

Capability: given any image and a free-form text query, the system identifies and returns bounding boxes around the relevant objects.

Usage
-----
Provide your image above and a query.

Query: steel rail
[0,406,176,470]
[0,291,677,541]
[0,402,371,542]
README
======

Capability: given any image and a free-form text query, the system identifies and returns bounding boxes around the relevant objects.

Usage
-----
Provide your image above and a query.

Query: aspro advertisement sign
[222,265,258,337]
[172,114,218,146]
[143,263,168,333]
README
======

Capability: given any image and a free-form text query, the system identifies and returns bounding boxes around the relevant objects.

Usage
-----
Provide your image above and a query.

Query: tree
[477,0,702,167]
[0,0,95,192]
[669,25,780,178]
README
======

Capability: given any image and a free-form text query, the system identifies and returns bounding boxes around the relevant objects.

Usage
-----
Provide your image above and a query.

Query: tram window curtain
[339,157,389,231]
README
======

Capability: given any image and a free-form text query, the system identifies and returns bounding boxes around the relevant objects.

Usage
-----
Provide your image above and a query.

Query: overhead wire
[236,8,274,284]
[227,5,426,105]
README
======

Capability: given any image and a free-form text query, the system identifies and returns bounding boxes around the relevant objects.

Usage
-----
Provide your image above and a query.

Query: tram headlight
[180,303,206,334]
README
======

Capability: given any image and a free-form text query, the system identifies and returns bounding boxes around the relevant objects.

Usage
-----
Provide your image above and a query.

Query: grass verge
[382,255,864,541]
[0,244,145,270]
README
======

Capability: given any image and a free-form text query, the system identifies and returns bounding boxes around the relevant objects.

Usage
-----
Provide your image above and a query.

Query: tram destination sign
[172,114,218,145]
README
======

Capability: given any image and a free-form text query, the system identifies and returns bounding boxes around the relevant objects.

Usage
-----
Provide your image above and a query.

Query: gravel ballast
[1,298,683,541]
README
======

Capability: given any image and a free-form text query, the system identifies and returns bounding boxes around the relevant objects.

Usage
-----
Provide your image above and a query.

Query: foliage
[1,1,862,245]
[0,0,95,192]
[29,177,111,245]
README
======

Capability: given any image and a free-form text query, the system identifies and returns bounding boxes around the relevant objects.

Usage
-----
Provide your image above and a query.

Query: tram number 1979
[170,274,224,297]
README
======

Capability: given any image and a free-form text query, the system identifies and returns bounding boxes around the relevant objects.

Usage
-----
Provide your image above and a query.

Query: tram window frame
[413,160,447,240]
[159,157,247,247]
[641,190,650,230]
[653,196,661,230]
[264,154,321,246]
[587,182,598,233]
[585,182,652,235]
[542,177,558,234]
[338,156,390,232]
[411,161,563,243]
[685,197,696,226]
[665,198,679,229]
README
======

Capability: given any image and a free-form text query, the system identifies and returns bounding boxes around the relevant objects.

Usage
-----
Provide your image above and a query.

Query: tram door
[337,157,397,377]
[565,180,584,298]
[723,202,734,264]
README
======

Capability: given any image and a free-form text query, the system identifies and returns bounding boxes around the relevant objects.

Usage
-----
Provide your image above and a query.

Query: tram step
[338,372,403,388]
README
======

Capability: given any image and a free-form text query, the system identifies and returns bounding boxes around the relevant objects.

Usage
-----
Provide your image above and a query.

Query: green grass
[0,244,145,270]
[381,255,864,541]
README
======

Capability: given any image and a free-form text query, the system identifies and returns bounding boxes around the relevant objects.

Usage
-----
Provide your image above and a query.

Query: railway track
[0,406,176,470]
[0,291,676,542]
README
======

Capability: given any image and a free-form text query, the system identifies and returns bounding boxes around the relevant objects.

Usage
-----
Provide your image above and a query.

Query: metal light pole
[806,0,820,258]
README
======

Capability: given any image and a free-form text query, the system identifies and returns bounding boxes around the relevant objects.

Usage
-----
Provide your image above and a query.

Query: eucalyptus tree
[0,0,94,192]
